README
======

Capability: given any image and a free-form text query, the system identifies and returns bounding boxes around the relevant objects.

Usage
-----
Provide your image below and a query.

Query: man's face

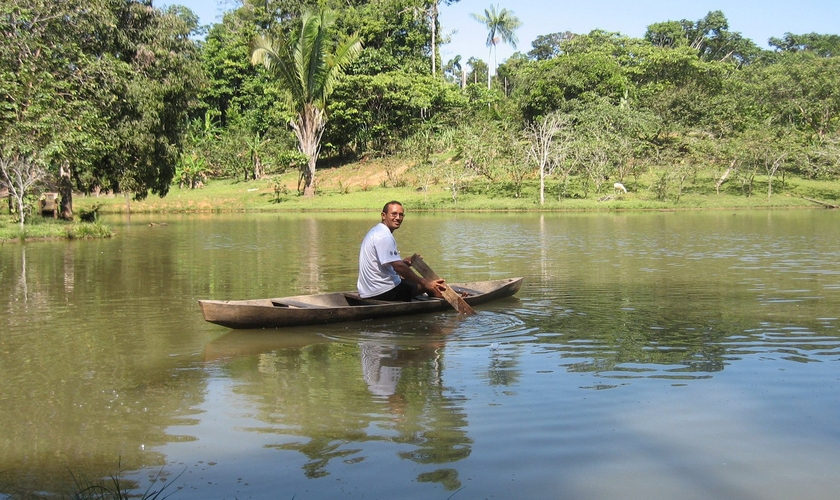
[381,203,405,232]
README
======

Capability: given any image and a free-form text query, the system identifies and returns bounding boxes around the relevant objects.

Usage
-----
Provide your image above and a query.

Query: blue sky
[168,0,840,65]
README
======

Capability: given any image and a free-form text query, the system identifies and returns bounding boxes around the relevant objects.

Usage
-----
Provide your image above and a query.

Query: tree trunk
[430,1,438,75]
[59,161,73,220]
[291,104,326,197]
[487,46,493,89]
[16,195,25,229]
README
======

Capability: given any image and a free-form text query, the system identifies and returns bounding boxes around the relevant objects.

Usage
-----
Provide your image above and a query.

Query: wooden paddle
[409,254,476,315]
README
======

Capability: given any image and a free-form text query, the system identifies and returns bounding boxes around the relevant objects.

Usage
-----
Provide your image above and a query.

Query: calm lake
[2,209,840,500]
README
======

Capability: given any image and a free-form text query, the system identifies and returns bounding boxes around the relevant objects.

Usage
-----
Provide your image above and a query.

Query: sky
[168,0,840,65]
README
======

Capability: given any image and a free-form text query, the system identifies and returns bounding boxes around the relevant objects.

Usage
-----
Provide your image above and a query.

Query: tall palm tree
[470,4,521,89]
[251,9,362,197]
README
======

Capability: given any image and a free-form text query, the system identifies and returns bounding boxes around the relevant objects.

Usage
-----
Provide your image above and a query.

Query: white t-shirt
[357,222,402,298]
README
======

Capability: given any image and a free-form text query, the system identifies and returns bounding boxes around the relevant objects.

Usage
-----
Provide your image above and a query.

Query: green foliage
[336,0,433,75]
[677,10,763,64]
[0,0,205,205]
[327,71,466,156]
[0,215,112,242]
[528,32,574,60]
[465,57,489,86]
[2,1,840,210]
[768,32,840,57]
[251,7,362,195]
[741,53,840,142]
[176,153,209,189]
[513,49,630,120]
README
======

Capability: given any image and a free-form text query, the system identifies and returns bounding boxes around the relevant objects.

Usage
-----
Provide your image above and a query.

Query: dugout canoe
[198,277,523,329]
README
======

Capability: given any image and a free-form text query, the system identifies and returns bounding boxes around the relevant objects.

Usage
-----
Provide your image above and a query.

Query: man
[357,201,445,301]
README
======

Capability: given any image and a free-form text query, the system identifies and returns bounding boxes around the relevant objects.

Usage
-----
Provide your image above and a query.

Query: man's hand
[390,259,445,298]
[422,278,446,298]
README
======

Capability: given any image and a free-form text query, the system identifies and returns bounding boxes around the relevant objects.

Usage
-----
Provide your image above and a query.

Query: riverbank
[3,160,838,242]
[70,160,837,214]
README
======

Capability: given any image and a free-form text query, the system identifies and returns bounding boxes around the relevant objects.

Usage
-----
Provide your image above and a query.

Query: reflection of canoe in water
[199,277,523,329]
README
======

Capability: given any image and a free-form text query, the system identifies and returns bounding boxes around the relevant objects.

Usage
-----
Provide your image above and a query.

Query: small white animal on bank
[614,182,628,194]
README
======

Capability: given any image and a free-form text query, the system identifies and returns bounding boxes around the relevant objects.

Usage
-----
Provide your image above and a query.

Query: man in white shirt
[357,201,445,301]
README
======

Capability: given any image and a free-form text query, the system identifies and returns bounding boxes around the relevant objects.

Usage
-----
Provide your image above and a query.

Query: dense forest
[2,0,840,219]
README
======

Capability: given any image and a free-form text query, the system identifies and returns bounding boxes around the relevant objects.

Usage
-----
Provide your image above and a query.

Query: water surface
[1,210,839,499]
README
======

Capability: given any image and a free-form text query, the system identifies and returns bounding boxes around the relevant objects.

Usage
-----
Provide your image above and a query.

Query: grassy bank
[69,160,838,214]
[0,217,113,243]
[3,160,838,242]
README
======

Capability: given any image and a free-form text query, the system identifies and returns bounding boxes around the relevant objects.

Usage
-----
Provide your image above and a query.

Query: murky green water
[2,209,839,499]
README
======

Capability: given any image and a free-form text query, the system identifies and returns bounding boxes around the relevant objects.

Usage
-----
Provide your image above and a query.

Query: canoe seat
[271,299,329,309]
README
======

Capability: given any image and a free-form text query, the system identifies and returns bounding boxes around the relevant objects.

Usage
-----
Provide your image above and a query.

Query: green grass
[65,167,839,215]
[0,216,113,243]
[4,165,838,240]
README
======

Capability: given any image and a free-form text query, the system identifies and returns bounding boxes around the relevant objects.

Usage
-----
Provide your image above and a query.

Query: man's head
[380,200,405,232]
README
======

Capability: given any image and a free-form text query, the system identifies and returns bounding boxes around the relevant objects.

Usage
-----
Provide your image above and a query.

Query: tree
[466,57,488,86]
[326,71,464,157]
[744,53,840,142]
[470,4,521,89]
[528,32,574,60]
[645,21,688,48]
[426,0,460,76]
[768,32,840,58]
[0,0,204,216]
[679,10,761,65]
[443,55,464,87]
[251,8,362,196]
[512,50,630,121]
[0,154,47,229]
[524,113,572,205]
[645,12,761,64]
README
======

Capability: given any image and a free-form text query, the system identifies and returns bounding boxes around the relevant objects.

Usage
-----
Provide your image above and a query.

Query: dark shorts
[369,281,417,302]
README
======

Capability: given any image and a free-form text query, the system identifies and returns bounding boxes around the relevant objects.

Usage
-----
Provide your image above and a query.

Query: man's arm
[389,260,445,298]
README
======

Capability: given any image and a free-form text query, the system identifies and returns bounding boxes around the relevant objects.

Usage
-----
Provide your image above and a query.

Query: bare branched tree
[0,154,48,229]
[525,113,572,205]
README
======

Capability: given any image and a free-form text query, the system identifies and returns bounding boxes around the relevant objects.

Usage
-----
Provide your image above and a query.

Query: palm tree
[470,4,521,89]
[251,9,362,197]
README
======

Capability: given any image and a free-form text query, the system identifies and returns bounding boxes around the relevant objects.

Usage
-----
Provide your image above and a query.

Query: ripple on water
[320,310,536,347]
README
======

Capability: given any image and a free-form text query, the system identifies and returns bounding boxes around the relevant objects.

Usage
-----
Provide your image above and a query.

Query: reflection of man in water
[361,343,402,397]
[358,339,469,491]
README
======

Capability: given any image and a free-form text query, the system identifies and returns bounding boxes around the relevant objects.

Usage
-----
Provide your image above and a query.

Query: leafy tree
[645,21,688,48]
[443,55,464,87]
[528,32,575,60]
[465,57,488,86]
[251,8,362,196]
[327,71,464,157]
[201,10,262,128]
[0,0,204,216]
[768,32,840,58]
[470,4,521,88]
[743,52,840,142]
[646,11,762,65]
[512,49,630,121]
[335,0,432,76]
[494,51,528,97]
[563,98,659,196]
